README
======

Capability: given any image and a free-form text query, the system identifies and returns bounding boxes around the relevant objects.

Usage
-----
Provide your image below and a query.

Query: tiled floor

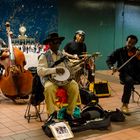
[0,70,140,140]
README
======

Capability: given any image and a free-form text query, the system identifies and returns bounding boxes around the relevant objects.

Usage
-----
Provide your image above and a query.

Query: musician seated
[63,30,94,83]
[37,32,81,126]
[106,35,140,115]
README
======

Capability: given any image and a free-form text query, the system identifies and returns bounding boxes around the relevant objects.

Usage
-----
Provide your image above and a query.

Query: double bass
[0,22,33,101]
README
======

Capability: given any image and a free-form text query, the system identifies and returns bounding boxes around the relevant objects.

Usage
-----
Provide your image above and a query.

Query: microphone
[51,56,67,67]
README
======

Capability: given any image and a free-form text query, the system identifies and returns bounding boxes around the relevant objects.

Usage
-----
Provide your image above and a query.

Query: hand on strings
[74,54,79,59]
[62,50,79,59]
[56,67,65,75]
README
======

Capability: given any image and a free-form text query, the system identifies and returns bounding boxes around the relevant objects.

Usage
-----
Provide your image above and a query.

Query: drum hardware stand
[24,94,42,123]
[131,86,140,103]
[78,52,101,90]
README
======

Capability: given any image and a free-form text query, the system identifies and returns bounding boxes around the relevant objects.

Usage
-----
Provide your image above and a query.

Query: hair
[126,35,138,44]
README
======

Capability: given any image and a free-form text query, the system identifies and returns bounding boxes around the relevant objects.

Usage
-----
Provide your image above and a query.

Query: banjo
[49,66,72,86]
[49,52,101,86]
[48,56,74,86]
[48,55,83,86]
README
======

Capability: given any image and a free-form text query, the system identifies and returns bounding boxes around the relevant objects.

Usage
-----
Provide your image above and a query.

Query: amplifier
[92,81,111,97]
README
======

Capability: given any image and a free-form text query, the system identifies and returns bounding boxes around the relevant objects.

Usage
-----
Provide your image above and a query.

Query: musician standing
[106,35,140,115]
[37,32,80,126]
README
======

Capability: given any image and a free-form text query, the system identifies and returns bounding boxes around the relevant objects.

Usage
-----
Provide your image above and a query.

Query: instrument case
[92,81,111,97]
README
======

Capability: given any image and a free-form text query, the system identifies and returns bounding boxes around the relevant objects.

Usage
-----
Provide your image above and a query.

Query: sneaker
[121,106,131,115]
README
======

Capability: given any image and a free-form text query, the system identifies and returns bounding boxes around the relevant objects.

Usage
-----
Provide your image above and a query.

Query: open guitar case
[71,102,111,132]
[42,102,111,137]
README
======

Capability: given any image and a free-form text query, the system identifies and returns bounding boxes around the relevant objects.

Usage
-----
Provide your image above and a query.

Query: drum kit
[75,52,101,89]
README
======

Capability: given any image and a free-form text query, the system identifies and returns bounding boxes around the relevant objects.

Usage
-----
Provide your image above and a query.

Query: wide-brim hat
[43,32,65,44]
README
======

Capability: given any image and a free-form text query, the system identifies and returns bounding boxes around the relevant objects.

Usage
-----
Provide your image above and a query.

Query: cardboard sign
[49,121,74,140]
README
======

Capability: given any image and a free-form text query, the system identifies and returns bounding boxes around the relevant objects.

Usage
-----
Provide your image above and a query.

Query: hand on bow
[111,66,117,75]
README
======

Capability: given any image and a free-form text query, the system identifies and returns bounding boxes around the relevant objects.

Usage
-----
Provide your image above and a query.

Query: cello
[0,22,33,101]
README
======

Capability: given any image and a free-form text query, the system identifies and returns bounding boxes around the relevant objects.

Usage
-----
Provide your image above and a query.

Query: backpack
[28,67,45,106]
[79,88,99,105]
[108,108,125,122]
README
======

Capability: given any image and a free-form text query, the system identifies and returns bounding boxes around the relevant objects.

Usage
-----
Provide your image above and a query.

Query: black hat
[43,32,65,44]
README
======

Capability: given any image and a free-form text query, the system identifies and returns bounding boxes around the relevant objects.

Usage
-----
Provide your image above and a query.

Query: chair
[131,82,140,103]
[120,81,140,103]
[24,87,67,123]
[24,95,43,123]
[24,67,43,123]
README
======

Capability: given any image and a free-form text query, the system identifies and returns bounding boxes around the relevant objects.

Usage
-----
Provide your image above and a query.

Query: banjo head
[51,66,71,82]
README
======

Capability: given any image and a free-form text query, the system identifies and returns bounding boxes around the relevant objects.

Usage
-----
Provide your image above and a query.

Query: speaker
[93,81,110,97]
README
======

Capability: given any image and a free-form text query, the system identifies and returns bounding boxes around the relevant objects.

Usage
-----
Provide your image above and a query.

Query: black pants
[120,73,140,104]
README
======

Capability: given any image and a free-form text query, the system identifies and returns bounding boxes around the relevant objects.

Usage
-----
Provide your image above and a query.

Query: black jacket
[106,47,139,76]
[64,41,87,56]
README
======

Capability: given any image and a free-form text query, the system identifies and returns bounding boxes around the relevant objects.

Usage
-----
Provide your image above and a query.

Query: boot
[121,103,131,115]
